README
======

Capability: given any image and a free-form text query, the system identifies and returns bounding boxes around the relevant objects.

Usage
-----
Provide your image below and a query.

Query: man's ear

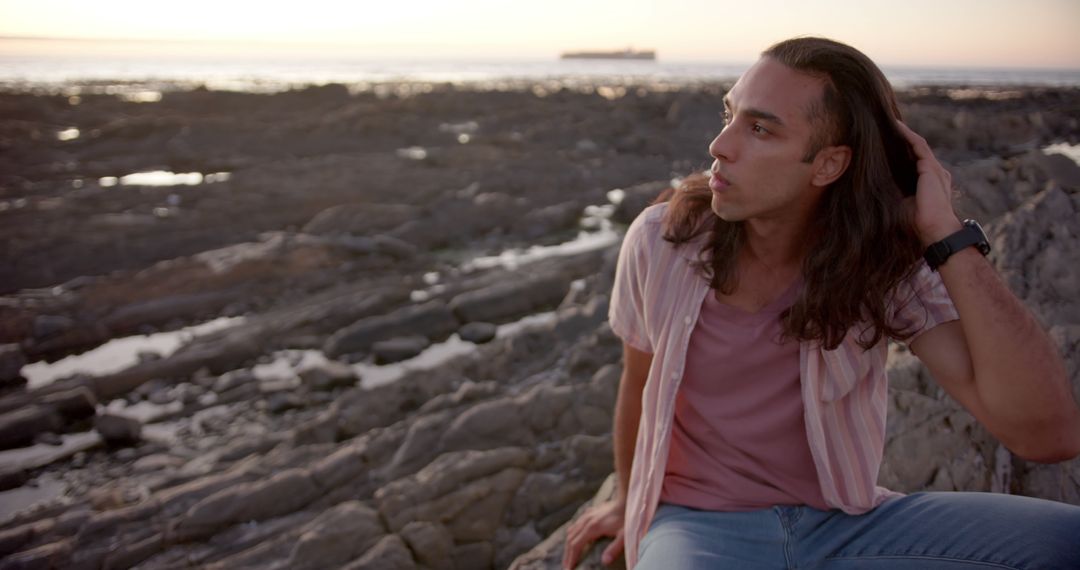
[811,145,852,187]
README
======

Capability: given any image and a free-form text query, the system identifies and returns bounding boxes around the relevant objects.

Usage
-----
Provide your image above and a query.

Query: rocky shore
[0,80,1078,569]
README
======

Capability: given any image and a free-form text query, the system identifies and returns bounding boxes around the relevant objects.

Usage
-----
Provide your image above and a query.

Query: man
[562,37,1080,569]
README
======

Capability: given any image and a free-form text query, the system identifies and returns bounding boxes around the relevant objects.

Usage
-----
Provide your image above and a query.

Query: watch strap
[924,220,990,270]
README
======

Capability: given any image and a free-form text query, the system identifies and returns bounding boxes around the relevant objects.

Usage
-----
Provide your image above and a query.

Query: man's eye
[751,123,769,135]
[722,111,732,124]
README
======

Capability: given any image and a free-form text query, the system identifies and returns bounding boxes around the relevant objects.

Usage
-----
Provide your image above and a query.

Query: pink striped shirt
[608,203,959,569]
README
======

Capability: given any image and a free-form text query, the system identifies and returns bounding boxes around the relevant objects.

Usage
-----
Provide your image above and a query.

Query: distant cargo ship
[560,48,656,61]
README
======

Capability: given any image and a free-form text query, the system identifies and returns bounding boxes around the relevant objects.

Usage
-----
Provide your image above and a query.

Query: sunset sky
[1,0,1078,68]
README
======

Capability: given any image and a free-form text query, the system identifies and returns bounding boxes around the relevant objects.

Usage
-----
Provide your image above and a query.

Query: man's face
[708,57,830,223]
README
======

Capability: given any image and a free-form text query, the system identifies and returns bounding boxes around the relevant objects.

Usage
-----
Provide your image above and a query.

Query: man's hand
[895,120,963,245]
[562,499,626,569]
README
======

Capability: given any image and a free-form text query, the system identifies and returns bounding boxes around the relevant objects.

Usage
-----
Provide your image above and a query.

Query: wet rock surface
[1,81,1079,568]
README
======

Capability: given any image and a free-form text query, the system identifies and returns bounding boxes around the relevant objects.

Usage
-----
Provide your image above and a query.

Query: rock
[417,380,502,415]
[0,522,37,557]
[373,336,431,364]
[94,414,142,445]
[505,473,589,530]
[390,192,531,249]
[341,534,417,570]
[303,203,420,236]
[101,291,237,335]
[22,322,110,362]
[509,475,624,570]
[0,344,27,384]
[611,180,668,225]
[100,533,162,569]
[561,435,615,482]
[147,388,173,406]
[390,410,456,476]
[176,468,321,541]
[400,521,455,570]
[309,440,368,490]
[32,315,75,339]
[454,540,496,570]
[135,350,162,364]
[90,330,263,400]
[33,432,63,446]
[520,201,583,240]
[298,359,357,391]
[988,187,1080,326]
[879,390,993,494]
[459,322,497,344]
[0,468,30,491]
[371,234,419,261]
[131,453,186,474]
[575,139,599,153]
[212,369,256,393]
[496,524,544,569]
[0,406,63,450]
[374,447,533,535]
[324,300,459,358]
[1019,460,1080,504]
[266,392,305,414]
[40,387,98,421]
[174,383,204,405]
[0,537,74,569]
[293,410,340,445]
[449,274,570,325]
[286,501,386,570]
[441,397,535,452]
[1036,149,1080,189]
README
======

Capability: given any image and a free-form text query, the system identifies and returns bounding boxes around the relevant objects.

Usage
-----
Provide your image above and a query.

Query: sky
[1,0,1078,68]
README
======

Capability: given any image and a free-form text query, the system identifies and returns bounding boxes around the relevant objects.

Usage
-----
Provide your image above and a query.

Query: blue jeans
[637,493,1080,569]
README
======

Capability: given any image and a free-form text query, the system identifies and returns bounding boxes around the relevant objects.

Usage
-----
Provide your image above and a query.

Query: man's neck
[741,203,819,273]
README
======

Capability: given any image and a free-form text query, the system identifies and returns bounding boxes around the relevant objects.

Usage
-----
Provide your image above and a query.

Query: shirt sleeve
[890,261,960,346]
[608,210,654,354]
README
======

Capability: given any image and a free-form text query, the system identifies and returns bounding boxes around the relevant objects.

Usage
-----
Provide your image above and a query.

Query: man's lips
[709,170,731,191]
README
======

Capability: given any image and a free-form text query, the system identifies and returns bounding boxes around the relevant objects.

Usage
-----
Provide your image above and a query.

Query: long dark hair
[663,37,924,350]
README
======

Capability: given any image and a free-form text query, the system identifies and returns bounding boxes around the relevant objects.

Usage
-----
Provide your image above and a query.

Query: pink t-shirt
[660,279,830,511]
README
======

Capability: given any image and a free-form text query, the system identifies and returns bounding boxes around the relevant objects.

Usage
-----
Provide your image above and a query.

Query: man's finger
[562,533,576,569]
[601,533,625,565]
[894,120,933,158]
[563,521,590,569]
[564,537,585,570]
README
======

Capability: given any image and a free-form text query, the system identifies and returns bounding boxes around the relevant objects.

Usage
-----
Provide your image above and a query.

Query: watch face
[963,219,992,255]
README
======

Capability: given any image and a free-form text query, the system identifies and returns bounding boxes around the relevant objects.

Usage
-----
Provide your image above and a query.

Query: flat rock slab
[0,430,102,474]
[459,322,497,344]
[373,336,431,365]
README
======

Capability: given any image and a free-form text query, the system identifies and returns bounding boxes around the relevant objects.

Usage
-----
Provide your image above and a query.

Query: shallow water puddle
[395,147,428,160]
[355,311,557,388]
[0,431,102,473]
[21,316,245,389]
[1043,143,1080,166]
[98,170,231,187]
[251,311,557,391]
[0,473,68,525]
[459,188,624,273]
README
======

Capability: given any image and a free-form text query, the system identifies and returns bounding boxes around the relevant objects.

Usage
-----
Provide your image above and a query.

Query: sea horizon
[2,51,1080,93]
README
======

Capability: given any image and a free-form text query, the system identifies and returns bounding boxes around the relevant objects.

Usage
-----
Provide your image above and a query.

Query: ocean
[2,54,1079,93]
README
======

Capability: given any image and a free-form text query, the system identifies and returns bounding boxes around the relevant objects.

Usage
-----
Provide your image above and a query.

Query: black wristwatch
[924,219,991,271]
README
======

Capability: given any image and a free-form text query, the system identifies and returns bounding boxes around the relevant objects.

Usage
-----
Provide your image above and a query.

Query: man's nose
[709,127,734,162]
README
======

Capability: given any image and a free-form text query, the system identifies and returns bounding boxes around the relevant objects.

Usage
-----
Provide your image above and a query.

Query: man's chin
[710,199,742,222]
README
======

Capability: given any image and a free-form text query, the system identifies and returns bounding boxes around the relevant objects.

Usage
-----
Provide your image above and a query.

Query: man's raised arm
[900,120,1080,463]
